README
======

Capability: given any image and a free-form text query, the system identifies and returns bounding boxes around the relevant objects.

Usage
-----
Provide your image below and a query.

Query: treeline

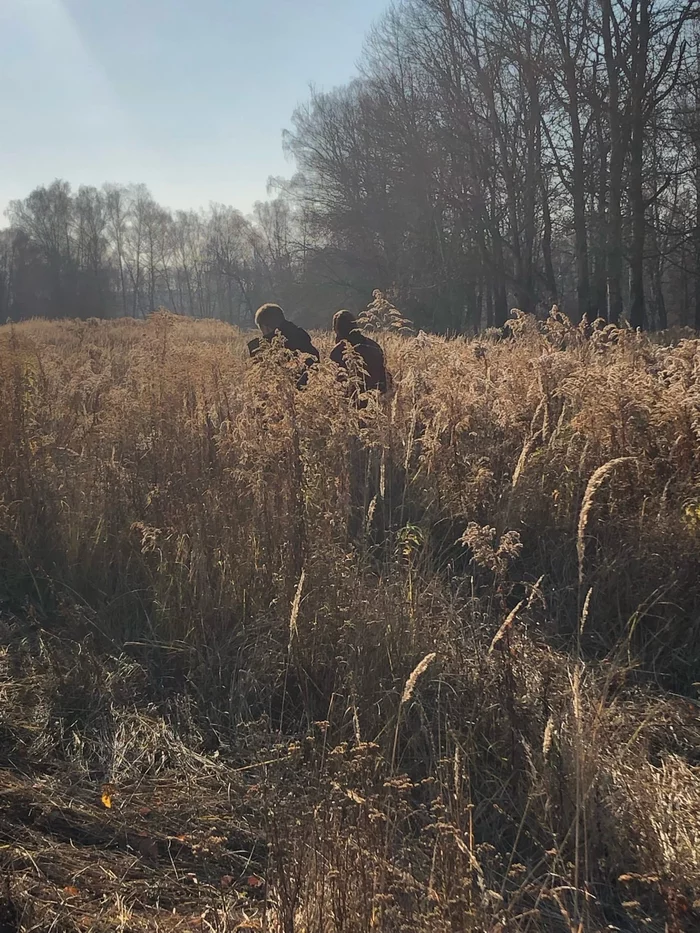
[0,182,340,326]
[2,0,700,333]
[286,0,700,331]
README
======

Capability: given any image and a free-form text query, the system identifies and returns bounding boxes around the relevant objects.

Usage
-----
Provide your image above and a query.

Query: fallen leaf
[101,783,116,809]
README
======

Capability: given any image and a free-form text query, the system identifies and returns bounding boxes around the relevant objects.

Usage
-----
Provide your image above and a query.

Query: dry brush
[0,309,699,931]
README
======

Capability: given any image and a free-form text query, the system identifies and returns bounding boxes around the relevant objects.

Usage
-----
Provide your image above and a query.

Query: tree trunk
[628,128,646,330]
[592,119,609,319]
[523,71,540,312]
[628,0,650,330]
[541,178,557,305]
[696,135,700,330]
[492,231,509,327]
[602,0,626,325]
[652,267,667,331]
[570,85,590,321]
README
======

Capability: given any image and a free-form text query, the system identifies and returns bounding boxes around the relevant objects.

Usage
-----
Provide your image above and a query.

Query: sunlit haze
[0,0,387,222]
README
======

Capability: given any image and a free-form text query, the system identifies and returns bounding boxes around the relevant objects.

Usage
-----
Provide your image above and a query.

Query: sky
[0,0,388,225]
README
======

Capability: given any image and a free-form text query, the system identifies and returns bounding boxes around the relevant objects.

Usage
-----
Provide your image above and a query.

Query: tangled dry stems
[0,309,699,931]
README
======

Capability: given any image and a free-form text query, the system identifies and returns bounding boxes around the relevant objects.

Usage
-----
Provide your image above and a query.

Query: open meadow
[1,311,700,932]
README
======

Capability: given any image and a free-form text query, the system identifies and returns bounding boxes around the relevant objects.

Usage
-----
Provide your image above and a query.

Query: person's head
[255,303,286,336]
[333,310,359,341]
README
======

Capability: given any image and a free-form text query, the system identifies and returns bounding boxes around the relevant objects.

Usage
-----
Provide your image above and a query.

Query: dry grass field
[1,310,700,932]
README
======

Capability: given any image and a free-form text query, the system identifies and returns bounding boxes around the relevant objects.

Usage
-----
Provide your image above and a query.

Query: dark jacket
[330,330,388,395]
[248,320,319,362]
[248,320,320,387]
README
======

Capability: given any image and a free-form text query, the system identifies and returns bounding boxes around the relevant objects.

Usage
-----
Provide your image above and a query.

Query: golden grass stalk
[400,652,436,705]
[489,600,525,654]
[577,458,635,585]
[289,568,306,648]
[512,398,545,489]
[542,715,555,760]
[365,495,378,535]
[526,574,546,610]
[579,587,593,637]
[392,651,437,775]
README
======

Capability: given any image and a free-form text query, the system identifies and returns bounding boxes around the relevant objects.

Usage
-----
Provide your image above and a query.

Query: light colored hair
[333,309,358,340]
[255,303,285,333]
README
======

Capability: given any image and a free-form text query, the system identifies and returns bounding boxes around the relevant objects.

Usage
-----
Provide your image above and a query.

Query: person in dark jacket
[248,303,319,387]
[330,310,389,400]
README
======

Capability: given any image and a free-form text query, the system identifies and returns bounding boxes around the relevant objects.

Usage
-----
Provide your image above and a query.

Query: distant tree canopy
[2,0,699,333]
[0,181,342,328]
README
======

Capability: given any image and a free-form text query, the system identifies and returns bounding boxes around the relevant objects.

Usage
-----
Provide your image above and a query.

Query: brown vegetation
[1,310,700,931]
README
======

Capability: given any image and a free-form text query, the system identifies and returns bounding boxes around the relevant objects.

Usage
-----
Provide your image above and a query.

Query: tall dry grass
[0,308,699,931]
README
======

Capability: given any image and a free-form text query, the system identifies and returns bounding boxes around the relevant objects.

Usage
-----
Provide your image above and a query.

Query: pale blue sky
[0,0,387,223]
